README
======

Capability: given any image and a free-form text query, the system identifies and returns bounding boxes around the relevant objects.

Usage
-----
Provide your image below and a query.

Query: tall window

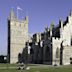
[71,37,72,45]
[56,48,60,58]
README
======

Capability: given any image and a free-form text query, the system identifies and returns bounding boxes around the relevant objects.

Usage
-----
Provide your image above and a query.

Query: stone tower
[7,9,28,63]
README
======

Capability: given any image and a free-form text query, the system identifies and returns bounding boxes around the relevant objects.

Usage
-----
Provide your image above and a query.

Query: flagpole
[17,8,18,19]
[17,6,22,19]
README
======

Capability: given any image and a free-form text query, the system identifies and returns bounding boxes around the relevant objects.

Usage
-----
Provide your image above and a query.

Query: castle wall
[52,14,72,65]
[52,37,61,65]
[63,46,72,65]
[8,13,28,63]
[60,16,72,46]
[10,21,28,63]
[8,11,72,65]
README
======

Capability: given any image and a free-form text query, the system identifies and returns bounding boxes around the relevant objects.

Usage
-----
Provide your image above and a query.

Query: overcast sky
[0,0,72,55]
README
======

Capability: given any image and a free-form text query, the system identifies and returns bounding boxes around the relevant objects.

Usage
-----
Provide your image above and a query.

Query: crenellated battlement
[8,9,28,28]
[52,37,61,41]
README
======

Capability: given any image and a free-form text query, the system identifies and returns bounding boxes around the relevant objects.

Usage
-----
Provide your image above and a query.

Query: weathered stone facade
[27,11,72,65]
[52,11,72,65]
[7,10,72,65]
[7,10,28,63]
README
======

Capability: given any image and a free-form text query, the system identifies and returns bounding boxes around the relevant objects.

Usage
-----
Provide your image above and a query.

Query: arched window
[56,48,60,58]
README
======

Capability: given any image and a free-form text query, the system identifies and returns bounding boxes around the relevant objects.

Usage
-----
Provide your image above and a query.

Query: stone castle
[7,10,72,65]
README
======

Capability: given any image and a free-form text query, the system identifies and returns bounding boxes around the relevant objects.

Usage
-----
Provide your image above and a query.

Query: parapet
[52,37,61,42]
[8,10,29,28]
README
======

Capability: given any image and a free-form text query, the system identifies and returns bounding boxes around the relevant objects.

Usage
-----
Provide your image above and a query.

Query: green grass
[0,64,72,72]
[0,63,17,67]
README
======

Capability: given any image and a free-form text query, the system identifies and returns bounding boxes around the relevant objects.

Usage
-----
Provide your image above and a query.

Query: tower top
[45,25,49,32]
[10,8,15,18]
[25,16,29,23]
[50,22,54,30]
[25,16,28,20]
[8,8,15,20]
[49,22,54,37]
[59,18,63,28]
[70,10,72,16]
[59,18,63,23]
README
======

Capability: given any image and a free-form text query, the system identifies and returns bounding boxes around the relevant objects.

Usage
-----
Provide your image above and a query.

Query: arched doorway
[55,48,60,65]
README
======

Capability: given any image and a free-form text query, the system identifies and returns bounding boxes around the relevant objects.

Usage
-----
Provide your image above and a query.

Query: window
[71,38,72,45]
[56,48,60,58]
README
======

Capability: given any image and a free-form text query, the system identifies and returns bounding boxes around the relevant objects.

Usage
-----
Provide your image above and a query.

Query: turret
[67,10,72,23]
[59,18,63,38]
[45,25,49,32]
[44,25,49,40]
[9,9,15,20]
[59,18,63,29]
[50,22,54,36]
[25,16,28,24]
[70,10,72,16]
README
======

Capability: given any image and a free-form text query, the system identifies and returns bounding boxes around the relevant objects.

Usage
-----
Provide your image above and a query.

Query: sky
[0,0,72,55]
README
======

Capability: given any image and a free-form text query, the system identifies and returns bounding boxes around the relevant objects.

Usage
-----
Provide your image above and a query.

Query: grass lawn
[0,64,72,72]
